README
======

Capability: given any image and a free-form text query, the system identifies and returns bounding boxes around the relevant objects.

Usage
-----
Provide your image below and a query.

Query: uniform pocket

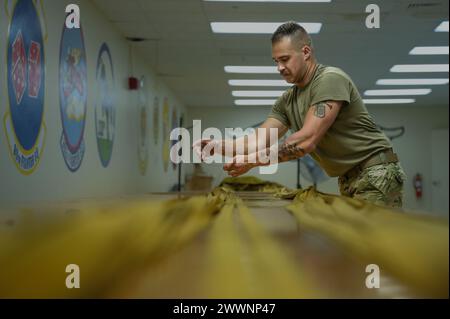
[394,165,407,185]
[365,164,393,196]
[366,163,405,196]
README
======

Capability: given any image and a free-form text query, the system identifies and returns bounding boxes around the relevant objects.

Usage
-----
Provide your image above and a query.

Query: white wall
[187,104,449,213]
[0,0,186,204]
[367,104,449,214]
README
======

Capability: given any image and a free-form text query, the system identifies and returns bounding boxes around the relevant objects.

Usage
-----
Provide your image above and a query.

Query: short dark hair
[271,21,313,49]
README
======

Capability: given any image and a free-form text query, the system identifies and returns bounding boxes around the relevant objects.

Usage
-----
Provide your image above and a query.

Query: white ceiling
[92,0,449,108]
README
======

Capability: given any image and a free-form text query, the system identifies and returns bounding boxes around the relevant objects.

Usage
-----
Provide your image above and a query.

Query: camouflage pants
[338,162,407,208]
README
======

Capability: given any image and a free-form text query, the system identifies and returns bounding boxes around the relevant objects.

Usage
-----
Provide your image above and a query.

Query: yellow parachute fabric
[285,186,449,297]
[0,176,447,298]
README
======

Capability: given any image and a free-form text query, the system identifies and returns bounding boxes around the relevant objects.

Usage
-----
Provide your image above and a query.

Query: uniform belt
[343,149,399,180]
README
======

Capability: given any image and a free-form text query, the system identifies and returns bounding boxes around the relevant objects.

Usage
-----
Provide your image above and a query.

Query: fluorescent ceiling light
[409,46,449,55]
[205,0,331,2]
[435,21,449,32]
[235,99,277,105]
[390,64,449,72]
[211,22,322,34]
[364,89,431,96]
[363,99,416,104]
[225,66,278,73]
[232,90,284,97]
[229,79,291,86]
[376,78,449,85]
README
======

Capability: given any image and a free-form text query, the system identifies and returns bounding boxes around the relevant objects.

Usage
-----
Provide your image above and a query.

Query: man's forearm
[222,134,269,157]
[277,143,306,163]
[247,138,313,166]
[276,129,316,163]
[222,138,244,157]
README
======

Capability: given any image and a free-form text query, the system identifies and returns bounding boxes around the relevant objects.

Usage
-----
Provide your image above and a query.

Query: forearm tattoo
[278,143,305,162]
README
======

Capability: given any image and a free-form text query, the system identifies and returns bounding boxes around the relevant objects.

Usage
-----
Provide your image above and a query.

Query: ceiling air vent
[405,1,446,18]
[407,2,442,9]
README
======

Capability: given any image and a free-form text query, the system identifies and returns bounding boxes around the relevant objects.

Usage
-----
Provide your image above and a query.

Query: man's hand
[192,139,223,161]
[223,155,257,177]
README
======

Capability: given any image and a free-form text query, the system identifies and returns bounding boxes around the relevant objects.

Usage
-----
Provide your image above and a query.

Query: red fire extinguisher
[413,173,423,199]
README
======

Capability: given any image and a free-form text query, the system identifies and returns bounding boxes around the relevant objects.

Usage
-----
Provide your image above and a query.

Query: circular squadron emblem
[4,0,47,175]
[162,97,170,172]
[59,21,87,172]
[138,76,149,175]
[171,108,178,171]
[94,43,115,167]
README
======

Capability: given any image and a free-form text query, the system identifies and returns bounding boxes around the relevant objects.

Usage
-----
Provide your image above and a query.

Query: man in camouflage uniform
[198,22,406,208]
